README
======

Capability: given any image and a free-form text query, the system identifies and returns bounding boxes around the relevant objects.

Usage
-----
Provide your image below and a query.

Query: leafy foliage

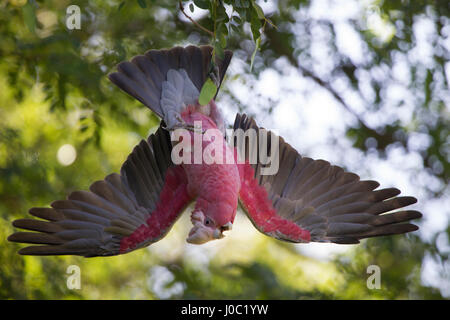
[0,0,448,299]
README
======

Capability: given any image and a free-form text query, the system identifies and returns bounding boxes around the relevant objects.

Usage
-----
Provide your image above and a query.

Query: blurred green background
[0,0,449,299]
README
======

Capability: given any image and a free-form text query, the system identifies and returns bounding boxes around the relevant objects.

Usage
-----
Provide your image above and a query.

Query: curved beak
[213,228,224,239]
[187,225,223,244]
[186,224,214,244]
[187,210,220,244]
[186,211,231,244]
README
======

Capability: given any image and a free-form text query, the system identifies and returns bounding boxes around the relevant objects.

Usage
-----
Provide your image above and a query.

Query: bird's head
[186,202,235,244]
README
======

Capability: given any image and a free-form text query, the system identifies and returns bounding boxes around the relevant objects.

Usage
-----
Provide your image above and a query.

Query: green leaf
[198,78,217,106]
[232,15,242,24]
[137,0,147,8]
[219,32,227,47]
[235,0,250,8]
[194,0,210,10]
[231,23,240,34]
[235,6,247,21]
[251,1,265,19]
[214,39,225,60]
[425,68,432,106]
[250,6,262,41]
[217,21,228,37]
[250,36,261,71]
[216,4,229,23]
[22,1,36,33]
[118,1,126,11]
[189,3,194,13]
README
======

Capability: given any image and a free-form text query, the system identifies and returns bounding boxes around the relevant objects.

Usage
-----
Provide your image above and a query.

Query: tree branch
[179,1,214,37]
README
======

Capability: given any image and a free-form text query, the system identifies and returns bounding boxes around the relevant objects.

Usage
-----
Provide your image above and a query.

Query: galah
[8,45,422,257]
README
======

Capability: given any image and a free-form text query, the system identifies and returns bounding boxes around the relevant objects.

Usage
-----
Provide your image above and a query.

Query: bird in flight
[8,45,422,257]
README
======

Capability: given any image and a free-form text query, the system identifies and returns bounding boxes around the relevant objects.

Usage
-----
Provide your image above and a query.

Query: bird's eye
[205,218,211,226]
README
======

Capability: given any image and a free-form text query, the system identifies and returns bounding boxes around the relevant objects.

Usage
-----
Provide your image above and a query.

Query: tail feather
[109,45,233,125]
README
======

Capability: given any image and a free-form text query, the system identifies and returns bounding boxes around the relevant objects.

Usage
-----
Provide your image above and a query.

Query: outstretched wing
[233,114,422,244]
[8,126,192,257]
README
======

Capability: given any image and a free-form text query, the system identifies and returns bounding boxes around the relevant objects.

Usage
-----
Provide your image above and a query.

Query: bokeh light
[56,144,77,166]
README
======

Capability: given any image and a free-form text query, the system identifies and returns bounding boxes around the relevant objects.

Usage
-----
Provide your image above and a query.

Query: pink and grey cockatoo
[8,46,422,256]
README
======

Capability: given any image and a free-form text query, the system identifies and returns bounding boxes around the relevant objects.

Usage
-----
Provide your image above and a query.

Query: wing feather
[234,113,422,244]
[9,125,192,257]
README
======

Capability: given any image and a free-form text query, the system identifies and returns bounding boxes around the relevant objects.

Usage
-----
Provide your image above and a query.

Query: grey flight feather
[108,45,233,126]
[8,125,184,257]
[233,113,422,244]
[160,69,199,128]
